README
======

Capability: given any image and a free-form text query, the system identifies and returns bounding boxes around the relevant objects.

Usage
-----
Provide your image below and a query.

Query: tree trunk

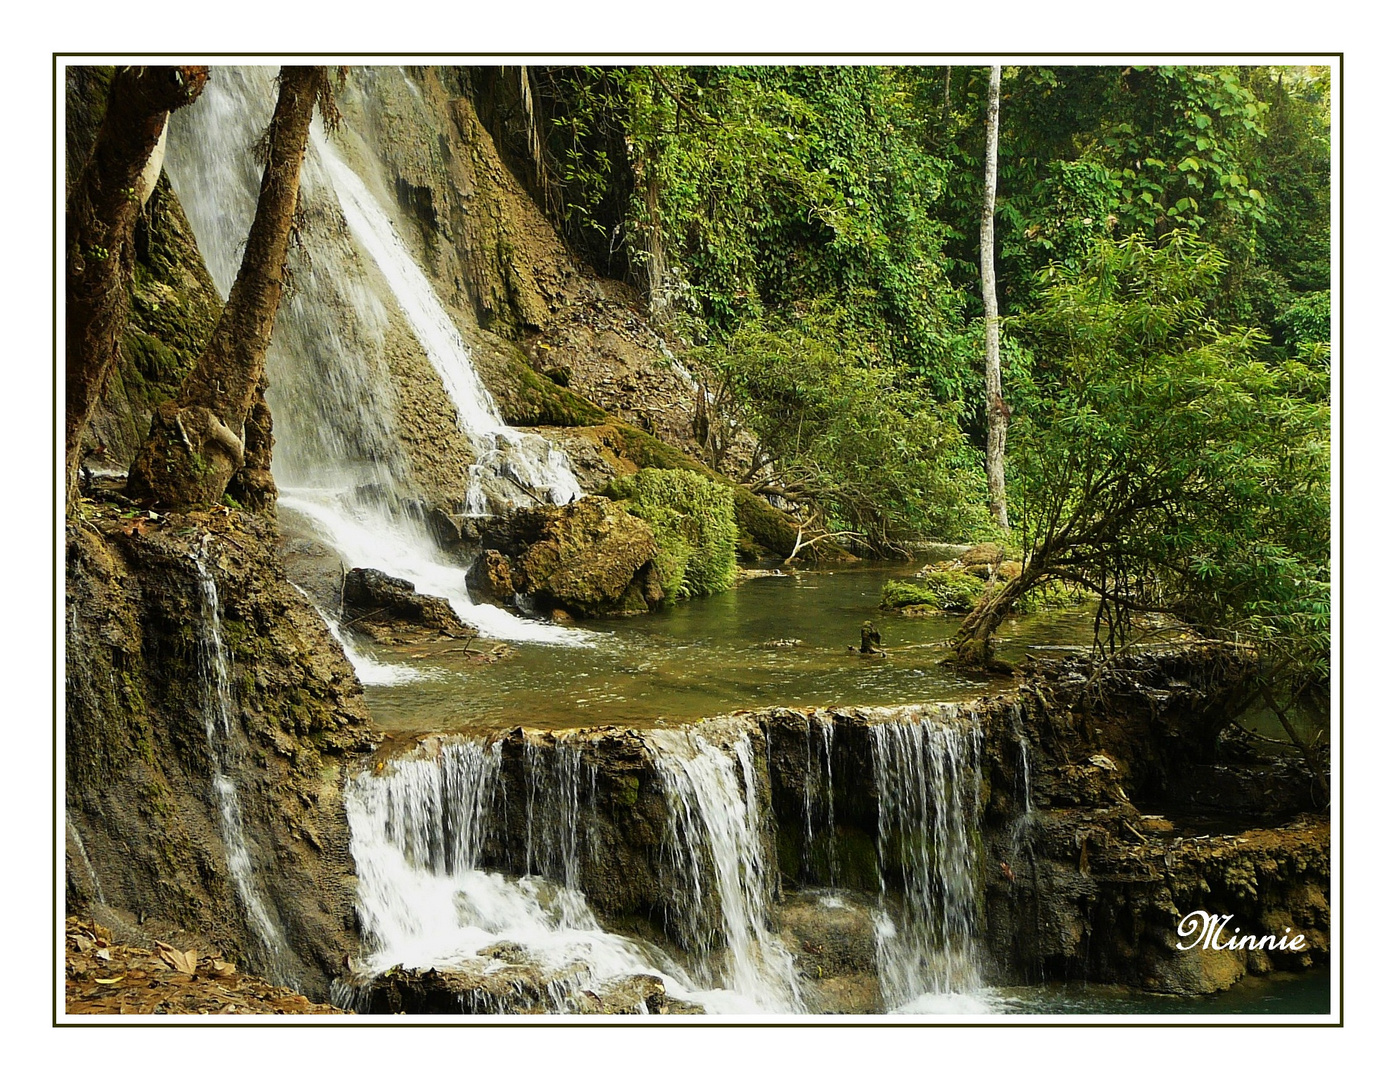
[981,64,1009,532]
[127,66,321,509]
[225,377,278,513]
[65,65,209,502]
[953,565,1038,667]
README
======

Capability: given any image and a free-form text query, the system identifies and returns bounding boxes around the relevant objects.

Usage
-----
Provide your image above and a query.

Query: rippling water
[356,567,1101,731]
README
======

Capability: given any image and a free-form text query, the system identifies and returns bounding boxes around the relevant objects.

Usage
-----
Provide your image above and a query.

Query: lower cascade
[339,734,699,1014]
[645,723,804,1012]
[869,707,985,1012]
[337,709,994,1014]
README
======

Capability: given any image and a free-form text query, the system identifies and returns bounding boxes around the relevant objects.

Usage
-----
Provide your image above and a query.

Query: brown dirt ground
[64,917,345,1016]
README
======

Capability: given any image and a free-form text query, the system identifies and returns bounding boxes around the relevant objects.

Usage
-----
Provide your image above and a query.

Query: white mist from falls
[191,553,295,988]
[164,66,586,664]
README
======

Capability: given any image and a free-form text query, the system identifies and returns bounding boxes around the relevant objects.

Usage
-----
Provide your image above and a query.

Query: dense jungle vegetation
[518,63,1331,741]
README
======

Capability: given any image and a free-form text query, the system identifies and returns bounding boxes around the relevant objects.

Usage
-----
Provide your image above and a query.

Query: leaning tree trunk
[953,565,1039,666]
[128,67,322,509]
[224,377,277,513]
[981,64,1009,532]
[65,65,209,502]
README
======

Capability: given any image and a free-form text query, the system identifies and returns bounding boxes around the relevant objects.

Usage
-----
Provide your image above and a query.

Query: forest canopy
[511,61,1331,716]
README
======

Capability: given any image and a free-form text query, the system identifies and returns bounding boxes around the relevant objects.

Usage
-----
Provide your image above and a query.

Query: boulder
[960,542,1006,568]
[341,568,474,643]
[465,549,517,606]
[479,497,665,618]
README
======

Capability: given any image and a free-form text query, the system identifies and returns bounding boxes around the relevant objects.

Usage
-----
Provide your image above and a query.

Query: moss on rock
[608,468,738,601]
[597,423,800,561]
[882,571,984,613]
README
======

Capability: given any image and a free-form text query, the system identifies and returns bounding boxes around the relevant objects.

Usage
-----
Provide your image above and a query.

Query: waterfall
[342,734,692,1010]
[164,66,586,651]
[646,722,804,1013]
[293,583,426,688]
[1011,704,1035,858]
[800,715,839,885]
[67,821,106,906]
[191,554,294,988]
[869,706,986,1012]
[311,125,583,512]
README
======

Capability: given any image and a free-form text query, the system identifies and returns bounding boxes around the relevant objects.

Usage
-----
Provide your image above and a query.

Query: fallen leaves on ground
[65,917,345,1016]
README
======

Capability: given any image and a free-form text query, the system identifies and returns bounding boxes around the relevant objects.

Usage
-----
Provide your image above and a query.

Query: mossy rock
[607,468,738,602]
[466,327,608,427]
[599,423,800,561]
[882,571,984,613]
[502,497,665,618]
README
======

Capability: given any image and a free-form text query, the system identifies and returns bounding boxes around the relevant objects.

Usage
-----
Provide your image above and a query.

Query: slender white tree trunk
[981,64,1010,531]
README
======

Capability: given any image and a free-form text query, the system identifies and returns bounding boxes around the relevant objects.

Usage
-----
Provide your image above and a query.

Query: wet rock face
[777,890,883,1014]
[354,964,699,1015]
[65,503,379,1001]
[971,651,1329,993]
[341,567,476,643]
[475,496,665,618]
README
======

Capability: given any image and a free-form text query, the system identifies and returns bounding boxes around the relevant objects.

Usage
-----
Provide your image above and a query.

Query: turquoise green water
[361,567,1101,731]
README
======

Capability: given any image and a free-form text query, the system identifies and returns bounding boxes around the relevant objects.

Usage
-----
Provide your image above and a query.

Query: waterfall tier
[165,66,587,654]
[341,707,993,1014]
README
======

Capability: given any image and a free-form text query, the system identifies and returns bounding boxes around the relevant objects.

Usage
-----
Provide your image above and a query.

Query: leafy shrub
[1011,578,1081,613]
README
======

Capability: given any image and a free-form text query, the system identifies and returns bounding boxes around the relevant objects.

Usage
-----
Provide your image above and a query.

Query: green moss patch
[881,571,984,613]
[608,468,738,601]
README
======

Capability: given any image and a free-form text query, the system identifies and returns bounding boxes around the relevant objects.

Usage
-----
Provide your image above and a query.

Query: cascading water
[310,124,582,512]
[646,722,804,1013]
[163,66,588,659]
[292,584,425,688]
[340,734,694,1013]
[1011,704,1035,858]
[800,715,838,885]
[190,553,294,988]
[67,821,106,906]
[869,706,986,1013]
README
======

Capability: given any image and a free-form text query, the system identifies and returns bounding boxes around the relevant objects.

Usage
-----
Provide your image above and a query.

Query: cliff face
[337,67,709,457]
[65,500,379,999]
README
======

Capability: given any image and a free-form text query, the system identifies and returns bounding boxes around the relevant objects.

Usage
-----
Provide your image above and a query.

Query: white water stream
[341,735,698,1013]
[191,553,295,988]
[646,722,804,1012]
[164,66,588,662]
[869,706,988,1013]
[343,727,812,1014]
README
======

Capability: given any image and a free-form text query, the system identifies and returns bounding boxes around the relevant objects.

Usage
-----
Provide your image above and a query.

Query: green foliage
[1278,290,1331,350]
[534,65,966,397]
[529,64,1328,587]
[1009,233,1328,681]
[691,306,993,552]
[609,468,738,600]
[601,422,797,558]
[1010,577,1080,614]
